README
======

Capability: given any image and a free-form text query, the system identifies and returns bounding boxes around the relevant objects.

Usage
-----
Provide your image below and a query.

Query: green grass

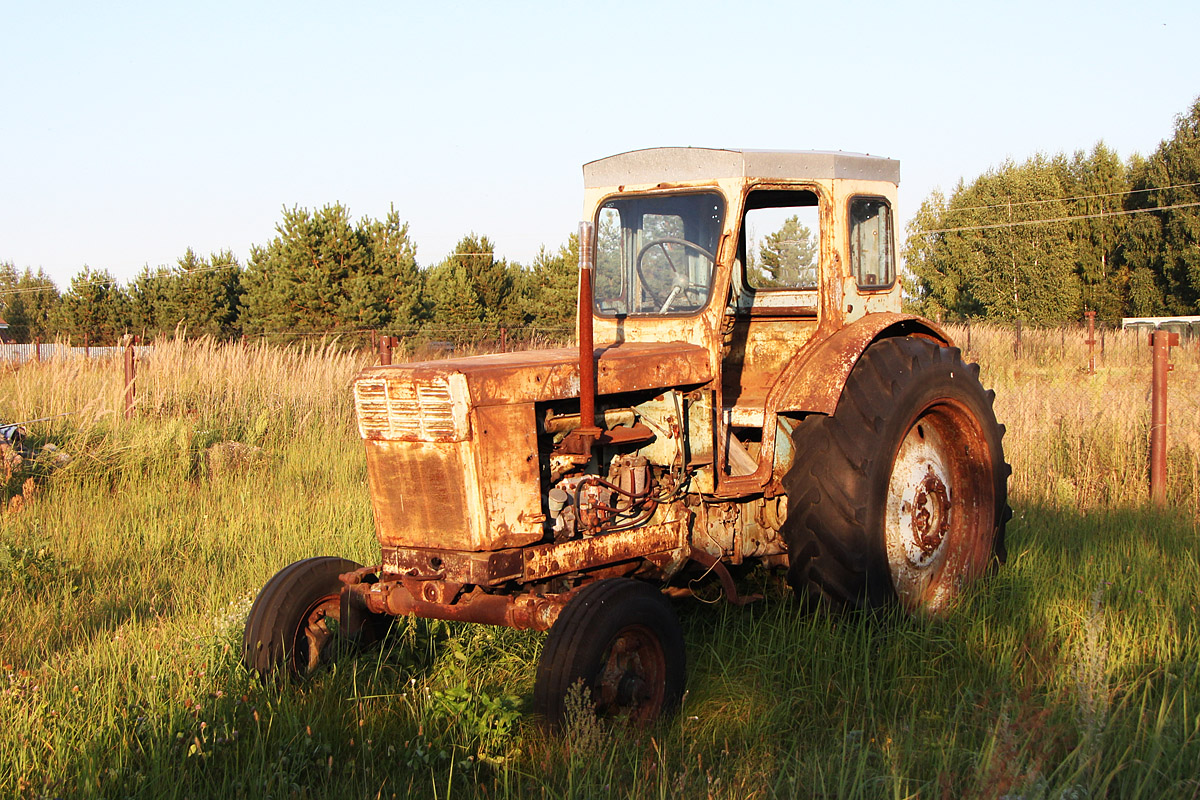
[2,332,1199,798]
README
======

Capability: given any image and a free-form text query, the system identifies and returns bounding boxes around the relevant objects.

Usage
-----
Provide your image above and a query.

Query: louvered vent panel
[355,374,467,441]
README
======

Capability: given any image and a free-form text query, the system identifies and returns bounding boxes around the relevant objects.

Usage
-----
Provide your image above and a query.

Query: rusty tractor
[243,148,1010,726]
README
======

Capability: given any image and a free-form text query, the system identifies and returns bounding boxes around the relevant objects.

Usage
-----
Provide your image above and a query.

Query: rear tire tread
[783,337,1011,612]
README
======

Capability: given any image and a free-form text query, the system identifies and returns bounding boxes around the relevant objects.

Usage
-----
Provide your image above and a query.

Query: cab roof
[583,147,900,189]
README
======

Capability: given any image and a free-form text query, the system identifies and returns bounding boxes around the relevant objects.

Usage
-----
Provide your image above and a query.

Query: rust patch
[365,439,480,549]
[778,313,951,417]
[355,341,712,409]
[522,520,687,581]
[357,582,568,631]
[905,466,949,559]
[382,546,524,586]
[715,313,951,497]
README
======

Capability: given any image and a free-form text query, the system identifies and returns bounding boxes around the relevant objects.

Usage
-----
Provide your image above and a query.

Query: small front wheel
[533,578,685,728]
[243,556,386,678]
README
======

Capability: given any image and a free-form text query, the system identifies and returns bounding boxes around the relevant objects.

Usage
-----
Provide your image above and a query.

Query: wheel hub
[596,627,664,720]
[302,599,339,674]
[886,421,954,578]
[904,466,950,566]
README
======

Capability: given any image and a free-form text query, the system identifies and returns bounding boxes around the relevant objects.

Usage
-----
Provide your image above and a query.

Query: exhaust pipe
[575,220,601,446]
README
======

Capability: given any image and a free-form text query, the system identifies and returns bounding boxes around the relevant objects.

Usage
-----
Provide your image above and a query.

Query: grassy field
[1,327,1198,799]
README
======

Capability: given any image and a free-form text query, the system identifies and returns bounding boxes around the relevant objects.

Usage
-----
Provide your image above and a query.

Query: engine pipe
[576,220,601,446]
[355,580,567,632]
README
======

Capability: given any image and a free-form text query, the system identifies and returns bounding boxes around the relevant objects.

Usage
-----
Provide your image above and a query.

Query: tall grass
[1,328,1198,799]
[946,323,1200,514]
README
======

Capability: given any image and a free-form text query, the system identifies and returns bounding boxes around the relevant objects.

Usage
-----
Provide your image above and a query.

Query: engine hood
[357,341,712,408]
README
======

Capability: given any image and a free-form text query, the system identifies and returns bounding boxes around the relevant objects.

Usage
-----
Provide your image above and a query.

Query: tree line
[5,96,1198,343]
[0,205,580,346]
[903,96,1200,326]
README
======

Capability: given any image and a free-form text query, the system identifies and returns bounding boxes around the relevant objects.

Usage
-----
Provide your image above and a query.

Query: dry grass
[2,336,369,436]
[947,322,1200,513]
[1,324,1198,799]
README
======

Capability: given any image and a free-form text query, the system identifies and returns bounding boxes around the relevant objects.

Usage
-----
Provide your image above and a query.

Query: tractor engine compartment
[347,369,791,630]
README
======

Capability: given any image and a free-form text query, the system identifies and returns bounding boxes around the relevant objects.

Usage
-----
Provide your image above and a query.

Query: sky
[2,0,1198,290]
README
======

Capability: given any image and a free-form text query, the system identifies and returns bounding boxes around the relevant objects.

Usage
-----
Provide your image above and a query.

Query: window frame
[730,183,827,316]
[591,189,726,319]
[846,194,896,292]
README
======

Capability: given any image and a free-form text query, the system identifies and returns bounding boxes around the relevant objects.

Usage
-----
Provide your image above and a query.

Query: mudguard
[771,312,952,417]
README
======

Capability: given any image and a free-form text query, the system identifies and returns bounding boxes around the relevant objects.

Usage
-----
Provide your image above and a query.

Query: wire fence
[4,317,1197,369]
[0,342,155,365]
[0,324,577,366]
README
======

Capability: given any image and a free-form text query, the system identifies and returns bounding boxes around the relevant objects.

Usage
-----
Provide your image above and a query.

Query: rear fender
[772,313,951,416]
[714,313,950,497]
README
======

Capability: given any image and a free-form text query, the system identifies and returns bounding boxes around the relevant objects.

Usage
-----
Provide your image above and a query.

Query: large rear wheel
[783,337,1010,613]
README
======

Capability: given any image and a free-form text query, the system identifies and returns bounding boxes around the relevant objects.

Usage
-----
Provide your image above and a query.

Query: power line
[912,201,1200,237]
[5,183,1198,301]
[243,325,574,337]
[923,180,1200,215]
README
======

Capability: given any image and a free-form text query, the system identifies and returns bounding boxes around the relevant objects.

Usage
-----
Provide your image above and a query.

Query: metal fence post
[124,337,136,420]
[1149,329,1178,506]
[1085,311,1096,375]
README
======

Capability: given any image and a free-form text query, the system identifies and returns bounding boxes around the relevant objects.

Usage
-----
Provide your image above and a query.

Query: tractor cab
[581,148,905,486]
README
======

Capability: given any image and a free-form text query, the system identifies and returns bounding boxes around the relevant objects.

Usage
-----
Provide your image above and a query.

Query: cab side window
[849,197,894,289]
[742,191,820,291]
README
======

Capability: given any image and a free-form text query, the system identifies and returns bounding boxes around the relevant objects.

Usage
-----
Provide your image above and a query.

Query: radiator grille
[354,373,469,441]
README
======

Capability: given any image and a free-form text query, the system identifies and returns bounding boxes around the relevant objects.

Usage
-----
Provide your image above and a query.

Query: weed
[1074,584,1110,776]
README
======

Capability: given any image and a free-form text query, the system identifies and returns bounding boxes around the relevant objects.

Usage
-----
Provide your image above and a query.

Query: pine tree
[521,235,580,331]
[346,207,422,333]
[1055,143,1129,323]
[425,260,484,340]
[1118,151,1168,315]
[176,249,244,337]
[242,204,368,335]
[242,204,427,338]
[51,267,131,345]
[454,233,514,323]
[1126,97,1200,315]
[756,215,817,288]
[0,265,59,343]
[128,265,179,336]
[423,234,520,341]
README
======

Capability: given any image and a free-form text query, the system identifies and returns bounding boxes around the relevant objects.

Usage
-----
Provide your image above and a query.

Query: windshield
[594,192,724,316]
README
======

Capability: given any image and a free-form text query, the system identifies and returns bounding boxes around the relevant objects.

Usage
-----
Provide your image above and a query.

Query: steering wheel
[634,237,716,313]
